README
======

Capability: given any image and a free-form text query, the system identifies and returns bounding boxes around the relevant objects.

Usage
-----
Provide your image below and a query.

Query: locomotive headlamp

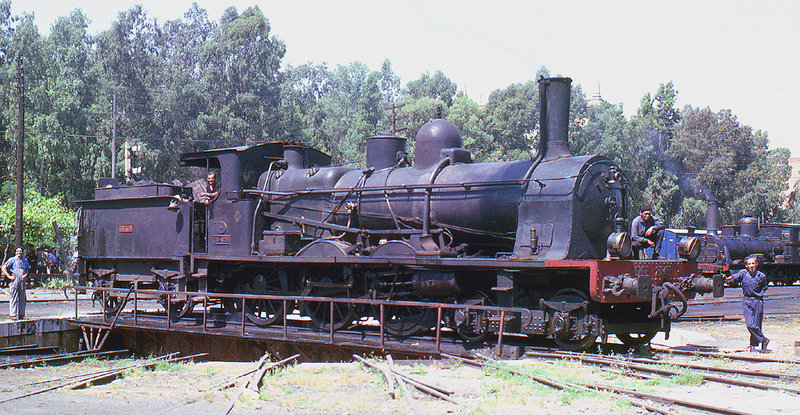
[603,168,623,184]
[607,231,631,258]
[677,236,701,260]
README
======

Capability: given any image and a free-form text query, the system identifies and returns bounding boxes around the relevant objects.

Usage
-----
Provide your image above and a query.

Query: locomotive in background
[663,201,800,285]
[76,76,721,351]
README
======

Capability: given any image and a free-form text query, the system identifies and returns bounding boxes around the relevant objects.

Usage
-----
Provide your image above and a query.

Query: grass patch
[408,363,428,375]
[557,388,601,405]
[154,360,190,372]
[670,370,704,386]
[614,399,635,410]
[41,276,70,290]
[122,367,146,378]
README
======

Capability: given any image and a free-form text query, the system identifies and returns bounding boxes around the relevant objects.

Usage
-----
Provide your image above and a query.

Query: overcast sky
[14,0,800,157]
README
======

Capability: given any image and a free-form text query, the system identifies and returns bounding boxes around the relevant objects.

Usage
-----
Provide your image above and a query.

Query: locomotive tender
[77,77,722,351]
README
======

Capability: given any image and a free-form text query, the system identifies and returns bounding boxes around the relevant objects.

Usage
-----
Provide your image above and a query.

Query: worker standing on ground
[725,255,769,352]
[2,246,31,320]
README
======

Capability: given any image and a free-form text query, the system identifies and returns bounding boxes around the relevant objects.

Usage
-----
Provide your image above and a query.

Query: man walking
[726,256,769,352]
[3,247,31,320]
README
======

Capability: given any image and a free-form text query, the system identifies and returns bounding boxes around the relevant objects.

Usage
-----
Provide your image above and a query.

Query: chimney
[706,200,719,235]
[537,76,572,159]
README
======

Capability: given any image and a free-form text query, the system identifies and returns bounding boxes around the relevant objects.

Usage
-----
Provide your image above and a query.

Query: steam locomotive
[76,77,721,351]
[663,201,800,285]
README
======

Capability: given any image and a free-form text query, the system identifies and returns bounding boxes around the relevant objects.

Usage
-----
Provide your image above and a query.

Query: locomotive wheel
[103,295,127,316]
[547,289,599,352]
[159,295,195,321]
[243,272,286,327]
[616,331,657,348]
[378,299,433,337]
[453,291,493,343]
[302,266,356,331]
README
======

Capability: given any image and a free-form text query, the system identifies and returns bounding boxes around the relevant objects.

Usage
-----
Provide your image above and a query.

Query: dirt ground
[1,315,799,414]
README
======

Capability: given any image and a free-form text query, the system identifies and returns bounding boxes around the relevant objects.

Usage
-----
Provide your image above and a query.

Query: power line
[29,131,250,144]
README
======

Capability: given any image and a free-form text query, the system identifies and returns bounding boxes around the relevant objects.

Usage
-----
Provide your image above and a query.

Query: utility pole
[384,103,407,135]
[111,94,117,179]
[15,55,24,248]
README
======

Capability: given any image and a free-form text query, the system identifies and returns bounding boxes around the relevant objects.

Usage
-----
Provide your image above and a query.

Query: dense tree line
[0,0,796,241]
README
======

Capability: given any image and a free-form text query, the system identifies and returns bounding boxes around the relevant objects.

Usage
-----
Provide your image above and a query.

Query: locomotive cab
[179,143,332,257]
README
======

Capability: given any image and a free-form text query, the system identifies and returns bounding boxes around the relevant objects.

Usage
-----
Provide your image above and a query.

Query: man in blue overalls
[2,247,31,320]
[726,256,769,352]
[630,204,665,259]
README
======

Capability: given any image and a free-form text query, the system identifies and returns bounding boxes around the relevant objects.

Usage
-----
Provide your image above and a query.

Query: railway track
[0,352,207,406]
[3,336,799,413]
[443,348,800,415]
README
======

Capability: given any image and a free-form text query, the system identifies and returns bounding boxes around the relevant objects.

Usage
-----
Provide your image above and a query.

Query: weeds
[122,367,146,378]
[669,370,704,386]
[41,276,70,290]
[154,360,190,372]
[557,388,600,405]
[408,363,428,375]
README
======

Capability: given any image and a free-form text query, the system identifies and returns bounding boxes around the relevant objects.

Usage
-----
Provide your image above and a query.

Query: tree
[32,10,100,202]
[198,6,286,143]
[276,62,330,142]
[313,62,383,164]
[404,70,457,107]
[483,81,538,160]
[621,82,683,224]
[448,94,493,161]
[670,107,789,226]
[0,185,77,248]
[570,100,627,162]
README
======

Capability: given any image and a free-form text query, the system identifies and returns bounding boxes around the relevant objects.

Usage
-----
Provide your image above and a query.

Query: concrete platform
[0,317,81,352]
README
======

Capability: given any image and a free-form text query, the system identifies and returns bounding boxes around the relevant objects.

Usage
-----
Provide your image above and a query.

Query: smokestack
[537,76,572,159]
[706,200,719,235]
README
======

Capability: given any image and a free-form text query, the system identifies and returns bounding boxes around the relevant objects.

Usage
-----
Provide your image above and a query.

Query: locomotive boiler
[76,76,722,351]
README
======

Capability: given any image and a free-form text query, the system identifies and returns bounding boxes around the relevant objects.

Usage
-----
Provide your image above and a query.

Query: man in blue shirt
[630,204,665,259]
[3,247,31,320]
[726,256,769,352]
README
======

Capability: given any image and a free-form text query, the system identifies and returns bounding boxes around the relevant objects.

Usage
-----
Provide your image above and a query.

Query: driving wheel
[243,271,287,327]
[546,289,599,351]
[301,265,356,331]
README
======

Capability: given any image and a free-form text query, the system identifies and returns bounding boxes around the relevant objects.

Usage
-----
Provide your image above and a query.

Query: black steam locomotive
[76,77,721,351]
[665,201,800,285]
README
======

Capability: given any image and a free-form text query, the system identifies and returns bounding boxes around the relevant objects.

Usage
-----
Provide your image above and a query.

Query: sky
[13,0,800,157]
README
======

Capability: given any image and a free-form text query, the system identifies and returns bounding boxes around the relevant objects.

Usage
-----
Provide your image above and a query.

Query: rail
[70,285,531,356]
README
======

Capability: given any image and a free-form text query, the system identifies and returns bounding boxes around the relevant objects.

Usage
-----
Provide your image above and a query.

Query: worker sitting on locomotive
[192,171,220,205]
[189,171,220,251]
[631,204,665,259]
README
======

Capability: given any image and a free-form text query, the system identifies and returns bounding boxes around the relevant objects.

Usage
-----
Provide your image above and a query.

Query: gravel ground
[1,315,799,414]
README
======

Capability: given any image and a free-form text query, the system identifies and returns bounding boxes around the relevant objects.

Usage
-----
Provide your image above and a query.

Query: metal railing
[72,285,530,356]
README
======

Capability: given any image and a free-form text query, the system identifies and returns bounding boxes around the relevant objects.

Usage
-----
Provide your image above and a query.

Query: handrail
[73,285,528,313]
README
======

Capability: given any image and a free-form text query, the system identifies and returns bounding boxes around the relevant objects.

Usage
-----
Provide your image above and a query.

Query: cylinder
[538,77,572,159]
[366,135,406,170]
